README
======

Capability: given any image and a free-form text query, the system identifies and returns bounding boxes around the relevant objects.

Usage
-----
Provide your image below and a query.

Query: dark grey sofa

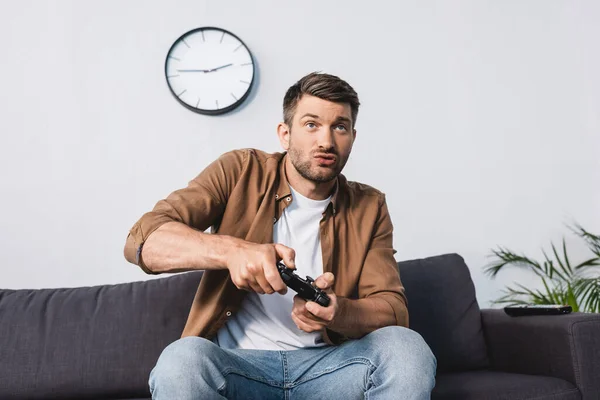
[1,253,599,399]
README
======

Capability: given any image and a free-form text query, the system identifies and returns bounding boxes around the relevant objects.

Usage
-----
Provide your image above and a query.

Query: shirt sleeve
[123,150,247,273]
[324,194,409,345]
[357,194,409,327]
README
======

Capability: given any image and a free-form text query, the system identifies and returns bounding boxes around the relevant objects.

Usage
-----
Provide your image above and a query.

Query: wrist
[329,296,349,332]
[219,235,247,270]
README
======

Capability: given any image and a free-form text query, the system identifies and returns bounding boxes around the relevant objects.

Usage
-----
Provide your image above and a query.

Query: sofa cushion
[0,271,203,400]
[398,253,489,373]
[433,370,580,400]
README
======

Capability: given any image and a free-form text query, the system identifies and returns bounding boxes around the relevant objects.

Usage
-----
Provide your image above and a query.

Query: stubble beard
[287,137,348,183]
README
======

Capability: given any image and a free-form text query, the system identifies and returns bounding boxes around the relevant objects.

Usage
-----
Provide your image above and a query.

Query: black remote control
[277,262,330,307]
[504,304,572,317]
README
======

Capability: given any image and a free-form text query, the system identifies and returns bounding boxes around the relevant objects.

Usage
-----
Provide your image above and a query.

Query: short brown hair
[283,72,360,128]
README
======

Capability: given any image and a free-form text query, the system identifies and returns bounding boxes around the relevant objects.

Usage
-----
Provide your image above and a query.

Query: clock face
[164,27,255,115]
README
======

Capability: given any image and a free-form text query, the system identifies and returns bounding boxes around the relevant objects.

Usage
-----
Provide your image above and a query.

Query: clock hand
[176,64,233,73]
[207,63,233,72]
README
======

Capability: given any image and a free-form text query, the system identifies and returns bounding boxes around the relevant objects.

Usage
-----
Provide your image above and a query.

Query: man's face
[281,95,356,183]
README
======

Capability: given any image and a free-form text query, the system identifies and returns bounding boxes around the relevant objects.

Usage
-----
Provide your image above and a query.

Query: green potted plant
[485,224,600,312]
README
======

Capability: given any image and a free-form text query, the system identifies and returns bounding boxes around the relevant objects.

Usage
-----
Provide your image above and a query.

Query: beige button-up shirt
[124,148,408,344]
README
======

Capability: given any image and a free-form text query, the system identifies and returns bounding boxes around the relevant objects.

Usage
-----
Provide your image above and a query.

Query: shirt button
[286,197,291,202]
[275,194,279,199]
[226,311,232,317]
[273,217,277,223]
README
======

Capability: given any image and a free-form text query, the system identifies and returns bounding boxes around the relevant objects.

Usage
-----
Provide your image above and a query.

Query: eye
[335,124,347,131]
[306,122,317,129]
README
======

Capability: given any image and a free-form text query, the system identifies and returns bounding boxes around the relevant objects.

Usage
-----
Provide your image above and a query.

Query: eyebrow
[334,116,352,125]
[300,114,352,125]
[300,113,320,120]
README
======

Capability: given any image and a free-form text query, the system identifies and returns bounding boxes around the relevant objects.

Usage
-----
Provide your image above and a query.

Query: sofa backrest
[0,253,489,398]
[398,253,489,373]
[0,271,203,399]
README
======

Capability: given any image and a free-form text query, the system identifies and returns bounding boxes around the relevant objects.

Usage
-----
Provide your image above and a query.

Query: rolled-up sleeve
[358,195,409,327]
[123,150,247,273]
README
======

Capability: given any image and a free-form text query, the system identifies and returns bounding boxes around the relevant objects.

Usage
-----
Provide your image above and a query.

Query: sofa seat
[433,370,580,400]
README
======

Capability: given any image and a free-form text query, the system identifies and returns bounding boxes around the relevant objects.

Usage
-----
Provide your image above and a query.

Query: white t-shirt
[215,186,331,350]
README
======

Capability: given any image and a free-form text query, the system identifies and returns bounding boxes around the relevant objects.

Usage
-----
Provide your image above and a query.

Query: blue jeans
[149,326,436,399]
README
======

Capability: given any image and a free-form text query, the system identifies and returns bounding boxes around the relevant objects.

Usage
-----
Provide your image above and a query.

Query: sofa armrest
[481,309,600,398]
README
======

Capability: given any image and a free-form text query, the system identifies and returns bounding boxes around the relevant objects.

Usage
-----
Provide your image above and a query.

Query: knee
[367,326,437,376]
[150,337,218,386]
[362,327,436,396]
[157,336,217,369]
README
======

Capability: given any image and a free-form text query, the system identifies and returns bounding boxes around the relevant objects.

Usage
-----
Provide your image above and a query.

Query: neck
[285,157,336,200]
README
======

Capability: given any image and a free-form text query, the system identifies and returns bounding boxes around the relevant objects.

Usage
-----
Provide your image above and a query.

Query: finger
[247,278,265,294]
[253,268,275,294]
[293,294,307,307]
[293,296,328,323]
[244,263,273,294]
[264,262,287,295]
[237,268,262,293]
[305,301,333,322]
[230,275,247,291]
[291,310,322,333]
[314,272,335,290]
[274,243,296,270]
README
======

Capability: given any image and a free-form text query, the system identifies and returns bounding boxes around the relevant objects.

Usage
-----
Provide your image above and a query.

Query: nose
[316,128,335,152]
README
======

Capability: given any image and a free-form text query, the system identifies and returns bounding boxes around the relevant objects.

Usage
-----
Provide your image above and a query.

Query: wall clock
[164,27,255,115]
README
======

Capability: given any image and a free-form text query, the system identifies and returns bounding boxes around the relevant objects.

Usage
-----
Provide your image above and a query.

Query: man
[124,72,436,399]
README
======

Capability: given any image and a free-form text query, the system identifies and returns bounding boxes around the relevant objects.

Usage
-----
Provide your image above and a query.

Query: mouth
[314,153,336,166]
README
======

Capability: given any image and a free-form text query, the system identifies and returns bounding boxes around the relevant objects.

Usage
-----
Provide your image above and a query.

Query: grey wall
[1,0,598,308]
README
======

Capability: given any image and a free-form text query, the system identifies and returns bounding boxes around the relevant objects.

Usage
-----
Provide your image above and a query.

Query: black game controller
[277,262,330,307]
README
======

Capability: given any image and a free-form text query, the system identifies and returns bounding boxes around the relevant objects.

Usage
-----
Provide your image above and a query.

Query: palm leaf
[492,285,545,306]
[541,277,562,305]
[574,257,600,270]
[513,282,554,304]
[488,224,600,313]
[566,283,579,312]
[541,249,568,282]
[574,278,595,305]
[560,239,573,275]
[542,260,553,279]
[573,278,600,313]
[485,248,545,278]
[571,224,600,257]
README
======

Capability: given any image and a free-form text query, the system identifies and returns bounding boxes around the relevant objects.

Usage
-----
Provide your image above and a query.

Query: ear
[277,122,291,151]
[352,128,357,141]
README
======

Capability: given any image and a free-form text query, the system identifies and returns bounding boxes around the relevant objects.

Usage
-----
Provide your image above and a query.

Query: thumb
[274,244,296,270]
[314,272,335,291]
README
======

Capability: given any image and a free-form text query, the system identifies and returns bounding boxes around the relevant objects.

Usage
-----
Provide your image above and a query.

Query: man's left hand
[291,272,338,333]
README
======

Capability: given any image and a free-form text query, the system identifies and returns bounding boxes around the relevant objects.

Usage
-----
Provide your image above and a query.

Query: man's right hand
[226,242,296,295]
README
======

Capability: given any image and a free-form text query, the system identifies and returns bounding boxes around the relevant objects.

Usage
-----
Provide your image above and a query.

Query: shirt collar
[276,152,340,215]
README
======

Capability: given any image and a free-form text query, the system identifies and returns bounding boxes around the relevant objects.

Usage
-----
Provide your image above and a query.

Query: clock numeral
[167,74,180,78]
[216,100,219,109]
[233,44,243,52]
[168,55,181,61]
[177,89,187,97]
[240,80,250,84]
[241,62,253,66]
[220,32,225,44]
[201,30,205,42]
[196,98,200,108]
[231,93,238,101]
[182,38,191,48]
